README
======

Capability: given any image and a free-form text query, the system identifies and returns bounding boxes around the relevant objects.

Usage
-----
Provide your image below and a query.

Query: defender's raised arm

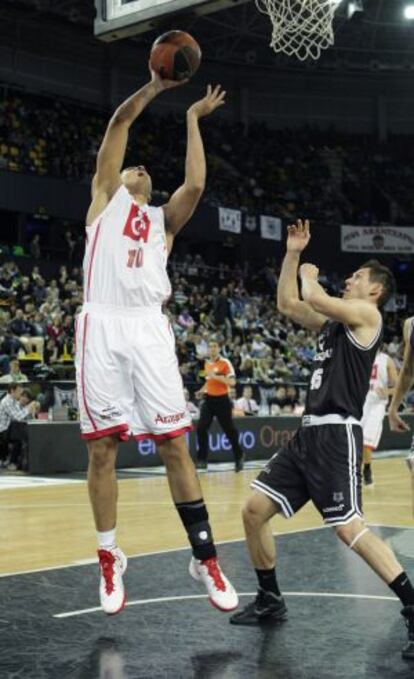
[277,219,326,332]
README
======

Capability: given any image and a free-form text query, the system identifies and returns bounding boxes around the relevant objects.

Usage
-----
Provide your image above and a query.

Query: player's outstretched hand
[187,85,226,119]
[286,219,310,253]
[149,65,189,92]
[388,409,410,432]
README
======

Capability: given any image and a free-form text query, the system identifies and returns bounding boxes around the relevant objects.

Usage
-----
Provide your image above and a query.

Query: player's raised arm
[299,263,381,332]
[163,85,226,236]
[88,68,184,223]
[277,220,327,332]
[389,318,414,432]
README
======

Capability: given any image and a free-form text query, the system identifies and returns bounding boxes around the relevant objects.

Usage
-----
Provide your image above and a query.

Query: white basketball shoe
[98,547,127,615]
[189,556,238,612]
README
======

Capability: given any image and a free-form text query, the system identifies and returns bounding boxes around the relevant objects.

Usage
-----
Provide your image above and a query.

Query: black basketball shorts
[252,423,363,526]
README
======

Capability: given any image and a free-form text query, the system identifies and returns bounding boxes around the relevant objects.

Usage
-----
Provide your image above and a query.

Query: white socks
[97,528,116,551]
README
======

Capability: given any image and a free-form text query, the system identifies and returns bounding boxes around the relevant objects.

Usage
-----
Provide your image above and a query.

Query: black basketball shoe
[230,588,287,625]
[401,605,414,660]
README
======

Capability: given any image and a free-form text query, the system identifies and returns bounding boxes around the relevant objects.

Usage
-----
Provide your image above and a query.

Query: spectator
[194,332,209,360]
[0,383,39,470]
[65,231,76,262]
[239,357,255,380]
[15,277,33,307]
[30,234,41,260]
[178,308,195,332]
[47,313,64,343]
[213,287,232,335]
[269,385,289,415]
[173,284,188,308]
[235,385,260,416]
[33,277,47,306]
[229,386,245,417]
[46,280,60,304]
[0,359,28,384]
[274,356,293,380]
[251,334,269,359]
[31,311,47,340]
[285,384,300,410]
[9,308,32,338]
[9,308,44,356]
[0,331,26,363]
[44,337,59,365]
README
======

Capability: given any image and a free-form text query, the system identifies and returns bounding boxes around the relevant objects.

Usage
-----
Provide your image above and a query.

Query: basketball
[149,30,201,81]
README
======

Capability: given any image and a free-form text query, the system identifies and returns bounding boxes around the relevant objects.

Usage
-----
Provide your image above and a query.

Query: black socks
[255,568,281,596]
[390,572,414,607]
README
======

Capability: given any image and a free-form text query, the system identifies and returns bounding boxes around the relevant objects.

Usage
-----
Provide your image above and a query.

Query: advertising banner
[341,226,414,253]
[260,215,282,241]
[218,207,241,234]
[28,416,414,474]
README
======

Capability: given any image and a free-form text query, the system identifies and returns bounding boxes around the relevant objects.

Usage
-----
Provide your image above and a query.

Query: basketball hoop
[255,0,342,61]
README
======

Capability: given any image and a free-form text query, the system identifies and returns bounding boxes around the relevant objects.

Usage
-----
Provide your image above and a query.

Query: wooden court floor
[0,457,412,576]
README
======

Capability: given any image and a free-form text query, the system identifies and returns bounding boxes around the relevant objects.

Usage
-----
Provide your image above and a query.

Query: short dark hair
[7,383,21,393]
[360,260,396,308]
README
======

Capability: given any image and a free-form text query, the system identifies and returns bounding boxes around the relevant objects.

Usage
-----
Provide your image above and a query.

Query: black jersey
[305,319,382,420]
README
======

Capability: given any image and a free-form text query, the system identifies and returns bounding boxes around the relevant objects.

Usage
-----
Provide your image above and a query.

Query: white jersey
[364,352,389,406]
[83,185,171,307]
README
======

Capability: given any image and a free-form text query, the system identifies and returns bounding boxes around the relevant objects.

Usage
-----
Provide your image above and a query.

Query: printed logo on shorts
[333,492,344,503]
[101,405,122,420]
[123,204,151,242]
[322,503,345,514]
[155,412,185,425]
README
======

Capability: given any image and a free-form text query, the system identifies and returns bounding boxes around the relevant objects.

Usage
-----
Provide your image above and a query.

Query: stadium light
[404,5,414,19]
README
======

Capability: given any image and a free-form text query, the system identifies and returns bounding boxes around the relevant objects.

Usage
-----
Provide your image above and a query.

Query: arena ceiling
[2,0,414,72]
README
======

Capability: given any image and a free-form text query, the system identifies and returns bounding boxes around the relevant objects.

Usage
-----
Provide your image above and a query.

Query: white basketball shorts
[360,400,386,450]
[75,303,192,441]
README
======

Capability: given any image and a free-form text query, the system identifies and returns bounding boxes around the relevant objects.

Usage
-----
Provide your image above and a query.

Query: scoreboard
[94,0,250,41]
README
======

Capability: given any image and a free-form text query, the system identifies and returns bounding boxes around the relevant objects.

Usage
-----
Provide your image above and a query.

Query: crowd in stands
[1,85,414,225]
[0,255,411,417]
[0,260,80,380]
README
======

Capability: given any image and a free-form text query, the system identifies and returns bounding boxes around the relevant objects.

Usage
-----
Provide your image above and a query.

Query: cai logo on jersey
[123,204,151,242]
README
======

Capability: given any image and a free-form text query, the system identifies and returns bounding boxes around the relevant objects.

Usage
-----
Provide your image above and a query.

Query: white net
[255,0,341,61]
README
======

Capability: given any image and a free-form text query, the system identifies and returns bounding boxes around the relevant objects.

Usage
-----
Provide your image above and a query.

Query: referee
[195,339,244,472]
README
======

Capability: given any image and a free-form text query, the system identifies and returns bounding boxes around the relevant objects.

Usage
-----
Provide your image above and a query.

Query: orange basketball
[149,30,201,81]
